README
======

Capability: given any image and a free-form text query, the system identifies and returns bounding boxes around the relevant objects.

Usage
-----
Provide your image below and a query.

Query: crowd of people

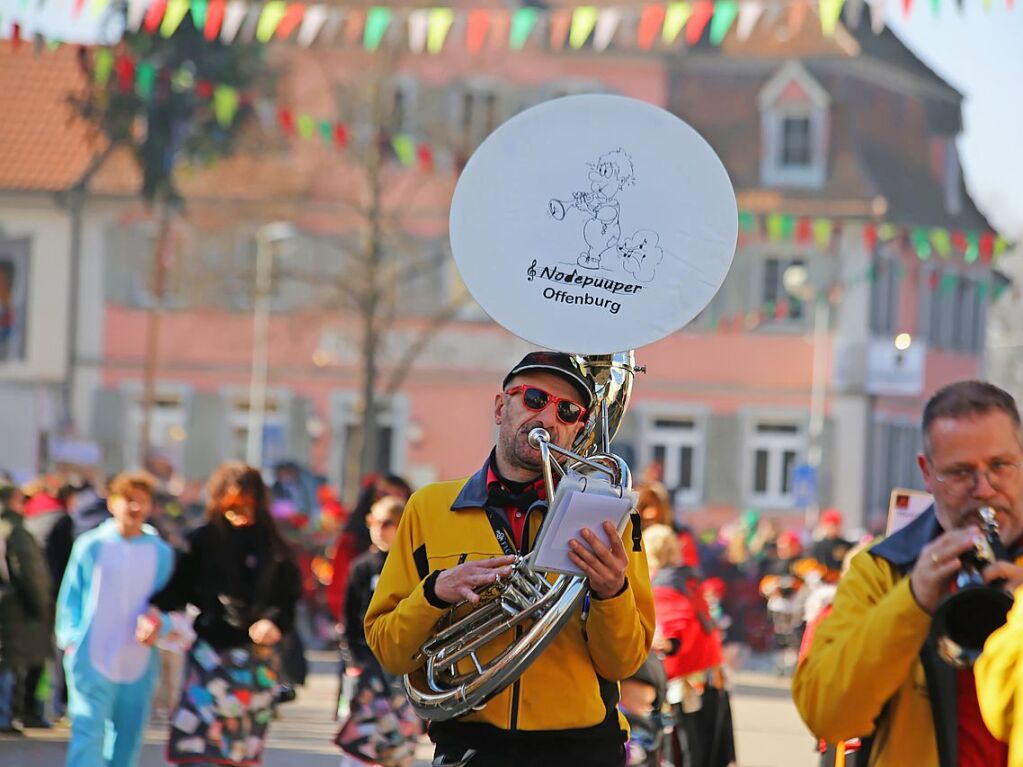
[4,365,1023,767]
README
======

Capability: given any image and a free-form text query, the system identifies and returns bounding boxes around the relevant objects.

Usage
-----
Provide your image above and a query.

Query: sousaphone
[405,94,738,720]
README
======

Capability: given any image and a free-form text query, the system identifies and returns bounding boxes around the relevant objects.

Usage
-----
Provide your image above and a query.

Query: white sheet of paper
[533,490,634,576]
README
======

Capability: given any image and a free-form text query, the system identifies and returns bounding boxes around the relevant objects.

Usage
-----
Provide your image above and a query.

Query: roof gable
[758,60,830,110]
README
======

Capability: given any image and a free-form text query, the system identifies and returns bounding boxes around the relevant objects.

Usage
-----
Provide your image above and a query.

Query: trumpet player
[793,380,1023,767]
[365,351,655,767]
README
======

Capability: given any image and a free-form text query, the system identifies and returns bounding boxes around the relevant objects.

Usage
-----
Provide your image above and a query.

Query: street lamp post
[245,222,293,469]
[783,264,830,526]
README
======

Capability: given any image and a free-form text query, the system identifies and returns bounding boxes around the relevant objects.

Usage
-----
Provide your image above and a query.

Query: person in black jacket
[149,462,302,766]
[336,495,418,767]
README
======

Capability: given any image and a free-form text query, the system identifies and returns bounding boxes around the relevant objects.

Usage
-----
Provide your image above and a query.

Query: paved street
[0,652,817,767]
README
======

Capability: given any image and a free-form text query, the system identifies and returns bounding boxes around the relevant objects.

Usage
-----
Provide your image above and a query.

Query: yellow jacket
[365,460,655,738]
[975,587,1023,766]
[792,508,950,767]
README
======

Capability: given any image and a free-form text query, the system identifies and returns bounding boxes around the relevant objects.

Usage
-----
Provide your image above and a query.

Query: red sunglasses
[505,385,588,425]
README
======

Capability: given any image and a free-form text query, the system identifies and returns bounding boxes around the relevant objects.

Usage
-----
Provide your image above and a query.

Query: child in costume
[56,472,175,767]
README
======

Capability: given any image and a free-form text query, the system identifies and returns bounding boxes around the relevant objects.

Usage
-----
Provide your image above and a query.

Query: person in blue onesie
[56,471,176,767]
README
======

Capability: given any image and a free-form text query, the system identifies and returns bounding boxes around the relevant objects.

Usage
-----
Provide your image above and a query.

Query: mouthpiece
[528,428,551,449]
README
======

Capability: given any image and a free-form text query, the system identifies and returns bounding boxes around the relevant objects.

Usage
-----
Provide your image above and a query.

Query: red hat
[820,508,843,526]
[778,530,802,548]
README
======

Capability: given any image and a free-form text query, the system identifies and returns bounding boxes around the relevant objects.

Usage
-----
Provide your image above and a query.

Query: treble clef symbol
[526,259,537,281]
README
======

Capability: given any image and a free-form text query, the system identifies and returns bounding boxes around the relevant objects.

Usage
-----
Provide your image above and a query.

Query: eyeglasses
[931,458,1021,493]
[368,517,397,529]
[505,385,588,425]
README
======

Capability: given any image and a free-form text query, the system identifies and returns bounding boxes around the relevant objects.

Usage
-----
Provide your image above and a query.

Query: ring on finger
[930,552,940,565]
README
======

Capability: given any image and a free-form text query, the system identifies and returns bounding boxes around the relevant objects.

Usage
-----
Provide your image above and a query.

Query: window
[223,388,291,470]
[641,414,706,507]
[869,419,923,523]
[758,62,830,189]
[122,384,190,471]
[922,270,983,353]
[330,392,408,495]
[781,116,812,167]
[388,77,418,135]
[452,83,501,148]
[746,420,806,507]
[760,257,805,322]
[869,257,901,336]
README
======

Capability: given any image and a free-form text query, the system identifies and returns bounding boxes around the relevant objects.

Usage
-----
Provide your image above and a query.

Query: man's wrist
[424,570,448,609]
[592,578,629,601]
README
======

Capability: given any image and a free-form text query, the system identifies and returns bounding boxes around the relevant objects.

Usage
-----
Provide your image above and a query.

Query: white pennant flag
[735,0,764,39]
[126,0,148,31]
[296,4,328,46]
[843,0,865,27]
[593,8,621,51]
[238,2,261,42]
[867,0,885,33]
[408,8,428,53]
[220,0,247,42]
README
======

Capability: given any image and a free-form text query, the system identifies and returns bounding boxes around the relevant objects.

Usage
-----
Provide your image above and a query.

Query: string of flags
[3,0,1016,52]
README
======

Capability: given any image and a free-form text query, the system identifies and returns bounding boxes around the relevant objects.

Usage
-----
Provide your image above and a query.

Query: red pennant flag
[549,10,571,50]
[638,4,666,49]
[143,0,168,35]
[795,217,812,244]
[333,122,349,149]
[72,0,86,17]
[11,23,21,49]
[205,0,225,40]
[980,232,994,262]
[466,9,489,53]
[863,223,877,253]
[416,143,434,172]
[902,0,913,16]
[686,2,714,44]
[927,271,940,291]
[277,108,296,137]
[275,3,305,39]
[196,80,214,98]
[115,55,136,92]
[951,230,968,252]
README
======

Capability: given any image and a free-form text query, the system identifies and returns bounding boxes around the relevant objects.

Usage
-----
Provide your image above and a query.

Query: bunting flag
[735,0,764,39]
[296,4,328,46]
[427,8,454,53]
[255,1,285,42]
[363,5,390,51]
[204,0,224,39]
[275,4,306,39]
[508,7,536,50]
[408,8,427,53]
[662,2,692,43]
[568,6,598,49]
[465,8,489,52]
[190,0,207,29]
[160,0,189,38]
[709,0,738,44]
[637,4,665,49]
[220,0,246,43]
[593,8,621,51]
[686,1,714,44]
[549,9,571,50]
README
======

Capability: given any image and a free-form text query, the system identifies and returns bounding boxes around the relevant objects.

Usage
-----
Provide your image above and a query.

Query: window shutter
[91,389,125,475]
[183,392,228,482]
[705,413,741,507]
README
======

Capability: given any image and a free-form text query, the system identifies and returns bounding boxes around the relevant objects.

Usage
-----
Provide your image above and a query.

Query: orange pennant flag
[489,9,510,49]
[637,4,665,49]
[275,3,305,39]
[549,9,572,50]
[685,1,714,44]
[466,9,490,52]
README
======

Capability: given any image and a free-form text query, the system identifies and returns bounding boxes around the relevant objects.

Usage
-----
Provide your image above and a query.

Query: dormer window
[759,61,830,189]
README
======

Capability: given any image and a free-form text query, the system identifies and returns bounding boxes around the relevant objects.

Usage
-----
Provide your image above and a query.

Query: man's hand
[982,561,1023,592]
[435,555,517,605]
[911,528,985,614]
[249,619,282,646]
[568,521,629,600]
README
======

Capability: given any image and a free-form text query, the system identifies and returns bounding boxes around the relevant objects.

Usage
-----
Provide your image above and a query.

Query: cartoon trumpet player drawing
[548,148,635,270]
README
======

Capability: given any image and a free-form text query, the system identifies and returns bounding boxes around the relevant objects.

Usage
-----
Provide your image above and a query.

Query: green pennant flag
[738,211,757,233]
[364,6,391,51]
[930,0,940,15]
[569,6,598,48]
[318,120,333,145]
[780,214,795,241]
[427,8,454,54]
[939,272,957,295]
[930,228,951,259]
[708,0,737,45]
[94,48,114,87]
[297,114,315,140]
[256,1,287,42]
[190,0,207,30]
[663,2,692,43]
[136,61,156,99]
[965,231,980,263]
[213,85,239,127]
[912,228,932,260]
[160,0,189,37]
[392,134,415,167]
[509,7,538,49]
[812,218,833,249]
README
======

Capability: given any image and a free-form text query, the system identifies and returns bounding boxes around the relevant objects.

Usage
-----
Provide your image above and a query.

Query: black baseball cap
[502,351,594,409]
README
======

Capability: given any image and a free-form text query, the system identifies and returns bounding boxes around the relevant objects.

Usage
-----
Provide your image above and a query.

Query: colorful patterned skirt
[166,640,280,765]
[334,662,420,767]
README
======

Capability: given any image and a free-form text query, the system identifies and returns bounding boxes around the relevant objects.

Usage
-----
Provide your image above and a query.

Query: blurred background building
[0,9,1015,531]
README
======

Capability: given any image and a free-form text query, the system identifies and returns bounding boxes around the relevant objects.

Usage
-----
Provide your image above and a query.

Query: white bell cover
[450,94,738,354]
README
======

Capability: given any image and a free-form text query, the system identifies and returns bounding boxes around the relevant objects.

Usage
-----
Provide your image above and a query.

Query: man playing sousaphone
[794,380,1023,767]
[366,93,738,767]
[365,352,654,766]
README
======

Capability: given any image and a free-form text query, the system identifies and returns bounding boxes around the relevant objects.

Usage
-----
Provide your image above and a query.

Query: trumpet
[931,506,1014,669]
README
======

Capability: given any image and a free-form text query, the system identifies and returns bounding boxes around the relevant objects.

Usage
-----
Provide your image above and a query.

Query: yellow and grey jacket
[364,457,655,746]
[793,507,1023,767]
[975,587,1023,767]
